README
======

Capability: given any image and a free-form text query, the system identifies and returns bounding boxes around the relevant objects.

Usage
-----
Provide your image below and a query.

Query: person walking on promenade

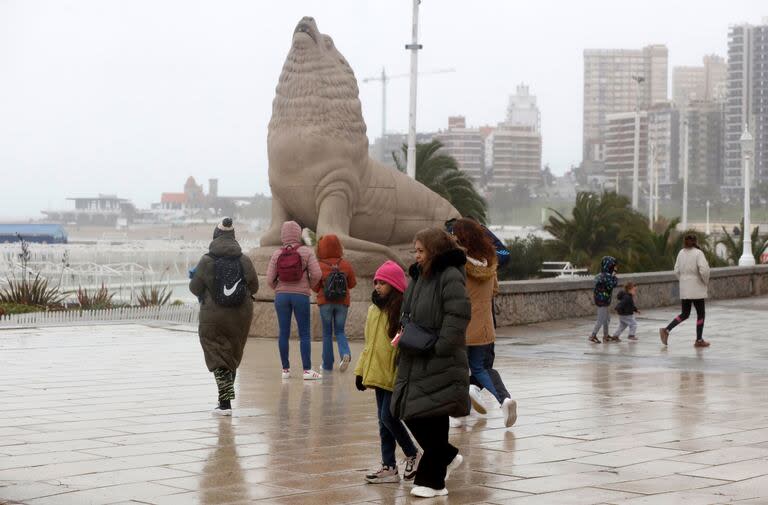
[314,234,357,372]
[391,228,471,498]
[589,256,618,343]
[355,261,421,484]
[450,218,517,428]
[660,233,711,347]
[612,282,640,341]
[266,221,323,380]
[189,218,259,416]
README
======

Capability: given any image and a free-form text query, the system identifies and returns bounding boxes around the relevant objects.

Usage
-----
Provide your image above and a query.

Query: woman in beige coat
[659,233,711,347]
[451,218,517,428]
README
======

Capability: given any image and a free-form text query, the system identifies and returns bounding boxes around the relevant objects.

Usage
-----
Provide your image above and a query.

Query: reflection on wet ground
[0,296,767,504]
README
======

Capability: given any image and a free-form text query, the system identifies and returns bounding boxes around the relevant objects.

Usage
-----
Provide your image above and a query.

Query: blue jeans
[319,304,351,370]
[376,388,417,467]
[467,344,504,404]
[274,293,312,371]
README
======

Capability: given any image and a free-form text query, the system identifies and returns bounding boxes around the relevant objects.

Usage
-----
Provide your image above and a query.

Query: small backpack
[323,261,348,301]
[208,254,247,307]
[276,245,305,283]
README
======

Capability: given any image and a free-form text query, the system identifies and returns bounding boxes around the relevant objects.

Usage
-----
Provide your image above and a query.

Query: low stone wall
[494,265,768,327]
[247,244,768,340]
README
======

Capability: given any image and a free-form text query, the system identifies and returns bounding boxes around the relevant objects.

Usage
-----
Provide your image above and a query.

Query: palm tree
[544,191,647,271]
[393,140,488,224]
[626,218,680,272]
[717,219,768,265]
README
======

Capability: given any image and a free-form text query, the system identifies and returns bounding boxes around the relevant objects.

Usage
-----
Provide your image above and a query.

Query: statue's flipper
[260,196,290,246]
[316,191,404,267]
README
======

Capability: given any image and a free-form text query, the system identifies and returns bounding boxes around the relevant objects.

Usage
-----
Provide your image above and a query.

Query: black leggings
[666,299,705,340]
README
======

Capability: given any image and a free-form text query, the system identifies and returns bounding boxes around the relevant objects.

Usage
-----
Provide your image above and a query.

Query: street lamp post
[631,75,645,210]
[405,0,422,179]
[648,142,655,229]
[705,200,711,235]
[681,119,689,231]
[739,125,755,266]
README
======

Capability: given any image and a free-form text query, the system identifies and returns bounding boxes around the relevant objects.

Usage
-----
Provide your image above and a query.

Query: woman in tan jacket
[451,218,517,428]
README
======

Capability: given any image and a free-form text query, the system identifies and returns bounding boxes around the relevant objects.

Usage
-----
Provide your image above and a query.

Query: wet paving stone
[0,296,767,504]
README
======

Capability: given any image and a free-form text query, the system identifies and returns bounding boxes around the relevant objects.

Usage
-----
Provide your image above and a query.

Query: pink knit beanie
[374,261,408,293]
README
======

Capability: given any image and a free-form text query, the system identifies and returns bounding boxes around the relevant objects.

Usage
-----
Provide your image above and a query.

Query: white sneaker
[410,486,448,498]
[212,407,232,417]
[468,384,487,414]
[445,453,463,479]
[501,398,518,428]
[303,369,322,380]
[339,354,351,372]
[449,416,467,428]
[281,369,290,379]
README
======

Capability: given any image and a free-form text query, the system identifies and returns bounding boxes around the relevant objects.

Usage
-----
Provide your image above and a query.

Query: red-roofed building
[160,193,187,210]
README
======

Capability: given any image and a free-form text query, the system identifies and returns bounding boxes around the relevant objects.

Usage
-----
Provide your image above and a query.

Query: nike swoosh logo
[223,278,242,297]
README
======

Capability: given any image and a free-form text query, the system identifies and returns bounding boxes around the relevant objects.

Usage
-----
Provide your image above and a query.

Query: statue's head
[269,17,367,143]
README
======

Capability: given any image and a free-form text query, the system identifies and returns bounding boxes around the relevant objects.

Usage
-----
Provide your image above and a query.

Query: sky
[0,0,765,219]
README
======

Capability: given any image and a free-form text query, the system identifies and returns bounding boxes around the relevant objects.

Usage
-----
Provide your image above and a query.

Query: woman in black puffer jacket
[391,228,471,498]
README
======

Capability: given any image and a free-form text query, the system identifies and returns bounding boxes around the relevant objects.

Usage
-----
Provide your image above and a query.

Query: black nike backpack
[323,261,348,302]
[208,254,247,307]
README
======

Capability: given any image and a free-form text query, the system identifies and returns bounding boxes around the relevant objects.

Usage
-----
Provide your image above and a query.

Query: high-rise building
[583,45,668,163]
[434,116,485,185]
[506,84,540,132]
[725,20,768,191]
[673,55,727,107]
[682,100,725,190]
[487,125,542,188]
[604,111,648,189]
[647,104,680,190]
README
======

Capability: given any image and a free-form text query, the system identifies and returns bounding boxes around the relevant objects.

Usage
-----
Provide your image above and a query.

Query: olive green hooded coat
[391,248,472,421]
[189,232,258,372]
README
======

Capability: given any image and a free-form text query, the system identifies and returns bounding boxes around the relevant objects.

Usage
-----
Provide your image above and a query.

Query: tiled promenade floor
[1,296,767,505]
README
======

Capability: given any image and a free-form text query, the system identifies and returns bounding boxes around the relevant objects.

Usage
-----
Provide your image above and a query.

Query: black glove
[355,375,366,391]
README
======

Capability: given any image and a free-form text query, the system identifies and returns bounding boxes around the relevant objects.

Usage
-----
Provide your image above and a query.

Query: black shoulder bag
[398,279,439,353]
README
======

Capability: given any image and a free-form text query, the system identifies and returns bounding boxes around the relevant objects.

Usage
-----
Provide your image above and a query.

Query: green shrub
[0,302,45,315]
[0,274,68,308]
[76,284,115,310]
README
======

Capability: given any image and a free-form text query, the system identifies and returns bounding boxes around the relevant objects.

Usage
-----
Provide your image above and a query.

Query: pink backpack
[276,245,305,283]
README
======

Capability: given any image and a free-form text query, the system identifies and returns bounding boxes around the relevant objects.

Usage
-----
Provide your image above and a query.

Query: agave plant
[137,283,172,307]
[0,273,67,308]
[76,283,115,310]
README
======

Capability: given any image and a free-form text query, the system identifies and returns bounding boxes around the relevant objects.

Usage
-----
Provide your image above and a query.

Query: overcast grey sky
[1,1,765,219]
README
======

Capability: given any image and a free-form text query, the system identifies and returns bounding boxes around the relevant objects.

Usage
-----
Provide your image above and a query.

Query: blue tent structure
[0,224,68,244]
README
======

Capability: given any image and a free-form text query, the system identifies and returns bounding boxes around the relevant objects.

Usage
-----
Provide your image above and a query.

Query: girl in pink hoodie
[266,221,323,380]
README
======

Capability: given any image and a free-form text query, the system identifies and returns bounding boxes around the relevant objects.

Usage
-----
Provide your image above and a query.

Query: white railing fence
[0,305,199,328]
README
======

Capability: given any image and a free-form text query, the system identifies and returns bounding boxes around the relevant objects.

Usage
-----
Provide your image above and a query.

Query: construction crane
[362,67,455,158]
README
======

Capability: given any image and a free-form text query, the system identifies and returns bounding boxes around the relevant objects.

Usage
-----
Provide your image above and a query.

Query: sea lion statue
[261,17,460,260]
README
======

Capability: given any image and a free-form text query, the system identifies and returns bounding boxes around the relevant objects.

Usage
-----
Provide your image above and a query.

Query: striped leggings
[666,299,705,340]
[213,368,236,401]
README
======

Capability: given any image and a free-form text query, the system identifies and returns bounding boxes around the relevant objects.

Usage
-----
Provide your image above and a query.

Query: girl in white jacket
[659,234,711,347]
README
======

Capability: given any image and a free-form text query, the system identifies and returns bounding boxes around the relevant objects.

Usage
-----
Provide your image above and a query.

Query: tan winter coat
[465,257,499,346]
[674,247,710,300]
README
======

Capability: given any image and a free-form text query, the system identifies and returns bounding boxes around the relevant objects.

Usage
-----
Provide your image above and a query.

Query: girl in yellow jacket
[354,261,421,484]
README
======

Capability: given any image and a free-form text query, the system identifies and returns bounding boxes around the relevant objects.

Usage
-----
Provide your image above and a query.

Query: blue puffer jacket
[593,256,618,307]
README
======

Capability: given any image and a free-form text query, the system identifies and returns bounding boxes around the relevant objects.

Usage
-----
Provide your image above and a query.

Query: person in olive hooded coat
[190,218,258,416]
[391,228,471,498]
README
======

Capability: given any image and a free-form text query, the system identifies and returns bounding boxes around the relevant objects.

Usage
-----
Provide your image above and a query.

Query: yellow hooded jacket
[353,304,399,391]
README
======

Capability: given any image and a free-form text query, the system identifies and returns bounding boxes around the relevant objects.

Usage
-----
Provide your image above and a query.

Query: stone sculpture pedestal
[247,245,413,339]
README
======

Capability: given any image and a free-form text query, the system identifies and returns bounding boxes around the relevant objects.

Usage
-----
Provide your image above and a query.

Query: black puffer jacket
[391,248,472,420]
[189,232,258,371]
[615,290,638,316]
